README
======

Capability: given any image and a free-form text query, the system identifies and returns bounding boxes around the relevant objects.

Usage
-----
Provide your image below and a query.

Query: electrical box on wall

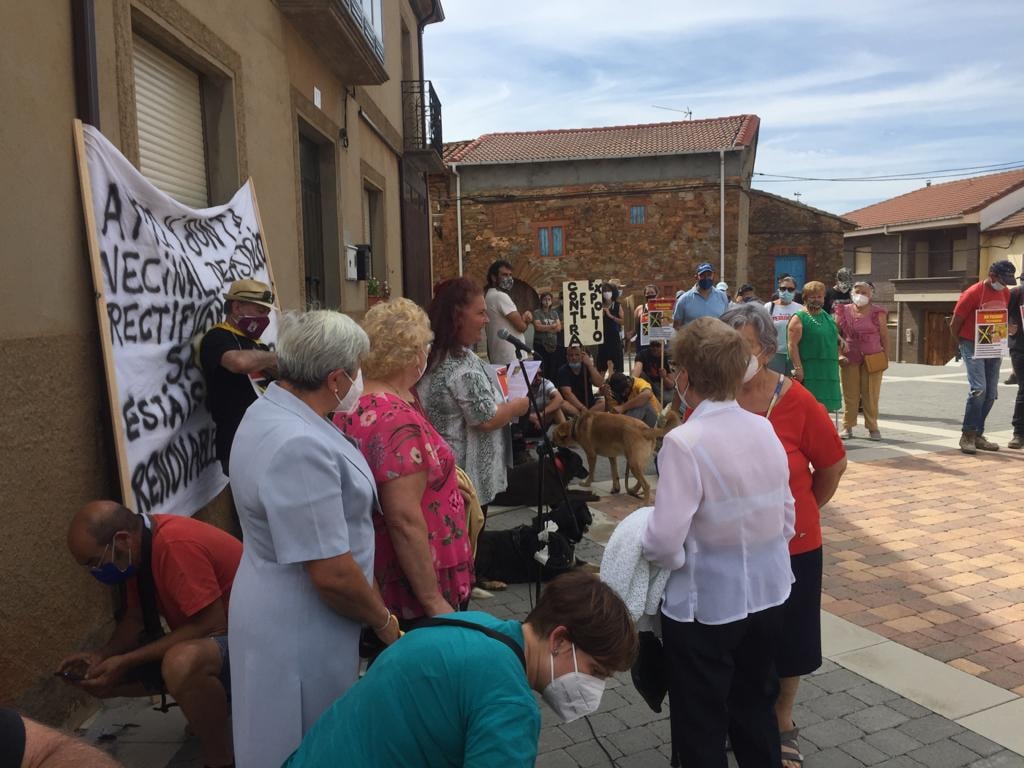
[344,245,358,281]
[344,244,372,281]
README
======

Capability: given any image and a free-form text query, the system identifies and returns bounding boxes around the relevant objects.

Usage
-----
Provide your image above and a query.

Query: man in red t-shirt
[60,501,242,768]
[950,260,1018,454]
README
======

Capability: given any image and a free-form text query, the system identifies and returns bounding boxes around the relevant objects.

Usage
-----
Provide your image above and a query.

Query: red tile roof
[988,205,1024,232]
[446,115,759,165]
[442,140,473,163]
[843,168,1024,229]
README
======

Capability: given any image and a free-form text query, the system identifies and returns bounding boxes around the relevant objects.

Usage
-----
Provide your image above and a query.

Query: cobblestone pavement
[483,508,1024,768]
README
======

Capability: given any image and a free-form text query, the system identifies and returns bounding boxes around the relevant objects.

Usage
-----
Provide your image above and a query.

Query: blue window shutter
[630,205,646,225]
[539,228,550,257]
[552,226,563,256]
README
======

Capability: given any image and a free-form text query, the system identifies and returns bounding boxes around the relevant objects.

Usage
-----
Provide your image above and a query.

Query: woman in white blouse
[642,317,795,768]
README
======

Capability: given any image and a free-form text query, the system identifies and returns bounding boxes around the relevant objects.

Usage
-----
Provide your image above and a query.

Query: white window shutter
[132,35,209,209]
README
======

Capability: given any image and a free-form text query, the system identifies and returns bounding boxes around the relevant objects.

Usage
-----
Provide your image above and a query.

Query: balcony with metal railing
[401,80,443,172]
[276,0,387,85]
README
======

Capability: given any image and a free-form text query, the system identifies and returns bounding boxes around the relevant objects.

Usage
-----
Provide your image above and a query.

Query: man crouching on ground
[59,501,241,768]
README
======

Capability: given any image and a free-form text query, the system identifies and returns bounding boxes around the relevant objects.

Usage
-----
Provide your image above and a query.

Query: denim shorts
[124,633,231,698]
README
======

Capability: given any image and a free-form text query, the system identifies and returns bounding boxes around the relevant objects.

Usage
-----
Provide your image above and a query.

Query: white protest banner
[562,280,604,347]
[73,120,276,516]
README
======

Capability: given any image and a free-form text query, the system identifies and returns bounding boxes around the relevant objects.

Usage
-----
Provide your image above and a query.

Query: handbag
[864,350,889,373]
[630,631,669,712]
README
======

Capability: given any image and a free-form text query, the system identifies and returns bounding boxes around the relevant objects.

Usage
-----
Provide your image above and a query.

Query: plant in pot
[366,277,390,306]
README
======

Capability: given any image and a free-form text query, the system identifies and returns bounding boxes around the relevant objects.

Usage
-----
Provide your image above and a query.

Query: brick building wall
[746,191,853,300]
[429,174,747,294]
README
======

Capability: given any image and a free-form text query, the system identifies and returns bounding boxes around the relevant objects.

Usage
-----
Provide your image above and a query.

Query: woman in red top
[721,304,847,768]
[336,298,474,622]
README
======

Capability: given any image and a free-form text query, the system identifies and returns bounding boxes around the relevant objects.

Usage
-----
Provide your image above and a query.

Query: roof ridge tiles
[843,167,1024,228]
[445,115,758,166]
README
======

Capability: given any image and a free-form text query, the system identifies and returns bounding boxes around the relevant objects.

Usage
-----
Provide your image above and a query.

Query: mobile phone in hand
[55,669,85,683]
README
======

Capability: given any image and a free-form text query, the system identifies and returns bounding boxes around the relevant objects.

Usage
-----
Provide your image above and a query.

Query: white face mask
[541,644,605,723]
[334,369,364,414]
[742,354,760,383]
[991,280,1006,292]
[851,293,870,307]
[603,291,613,301]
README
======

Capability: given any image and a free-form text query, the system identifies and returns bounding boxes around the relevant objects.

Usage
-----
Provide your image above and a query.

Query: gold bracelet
[373,609,393,633]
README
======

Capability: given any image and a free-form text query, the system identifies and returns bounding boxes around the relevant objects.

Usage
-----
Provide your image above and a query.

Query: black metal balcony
[402,80,444,172]
[276,0,387,85]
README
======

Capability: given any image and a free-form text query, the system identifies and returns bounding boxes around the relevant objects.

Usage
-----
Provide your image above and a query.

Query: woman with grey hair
[228,310,400,768]
[720,304,847,768]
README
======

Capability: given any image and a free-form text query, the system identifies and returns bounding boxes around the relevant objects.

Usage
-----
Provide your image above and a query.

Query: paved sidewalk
[822,450,1024,694]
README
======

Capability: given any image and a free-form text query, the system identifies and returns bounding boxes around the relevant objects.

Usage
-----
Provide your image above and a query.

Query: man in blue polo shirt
[673,262,730,328]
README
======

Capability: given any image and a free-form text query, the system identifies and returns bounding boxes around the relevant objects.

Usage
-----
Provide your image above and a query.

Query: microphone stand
[510,346,577,604]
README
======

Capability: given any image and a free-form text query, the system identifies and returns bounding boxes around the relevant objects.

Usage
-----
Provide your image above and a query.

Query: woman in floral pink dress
[335,299,473,620]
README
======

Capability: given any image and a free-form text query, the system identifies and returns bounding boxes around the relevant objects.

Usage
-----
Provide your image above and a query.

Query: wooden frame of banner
[72,118,133,504]
[247,183,280,310]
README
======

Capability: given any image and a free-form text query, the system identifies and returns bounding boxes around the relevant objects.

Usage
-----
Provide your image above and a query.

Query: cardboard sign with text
[974,308,1009,359]
[640,298,677,345]
[562,280,604,347]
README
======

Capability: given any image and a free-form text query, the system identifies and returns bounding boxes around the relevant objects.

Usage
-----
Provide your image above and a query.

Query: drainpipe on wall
[452,163,464,276]
[720,150,726,278]
[896,231,903,363]
[71,0,100,127]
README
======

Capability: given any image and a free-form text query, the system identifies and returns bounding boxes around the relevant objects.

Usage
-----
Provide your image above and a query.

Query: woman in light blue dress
[228,311,400,768]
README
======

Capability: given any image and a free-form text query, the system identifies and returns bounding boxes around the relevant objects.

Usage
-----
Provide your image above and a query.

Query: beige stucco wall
[980,231,1024,281]
[0,0,421,722]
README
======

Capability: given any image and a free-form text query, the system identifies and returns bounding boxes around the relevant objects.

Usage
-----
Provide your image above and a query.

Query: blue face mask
[779,289,795,302]
[569,362,582,372]
[89,541,136,585]
[697,277,714,290]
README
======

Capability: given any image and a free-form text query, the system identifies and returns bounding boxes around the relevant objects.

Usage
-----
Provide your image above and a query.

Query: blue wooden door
[774,255,806,290]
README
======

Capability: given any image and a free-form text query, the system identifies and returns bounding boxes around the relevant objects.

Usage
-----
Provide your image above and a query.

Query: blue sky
[423,0,1024,216]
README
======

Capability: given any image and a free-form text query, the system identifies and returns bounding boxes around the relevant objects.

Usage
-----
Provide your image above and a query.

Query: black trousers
[1011,349,1024,436]
[662,605,784,768]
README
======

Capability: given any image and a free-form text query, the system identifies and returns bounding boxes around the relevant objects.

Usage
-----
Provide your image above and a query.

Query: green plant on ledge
[367,277,390,301]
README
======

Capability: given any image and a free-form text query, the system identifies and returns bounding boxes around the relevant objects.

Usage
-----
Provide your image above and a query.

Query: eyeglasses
[86,541,114,571]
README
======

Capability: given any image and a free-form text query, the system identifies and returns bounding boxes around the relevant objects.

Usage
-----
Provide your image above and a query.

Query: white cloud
[424,0,1024,214]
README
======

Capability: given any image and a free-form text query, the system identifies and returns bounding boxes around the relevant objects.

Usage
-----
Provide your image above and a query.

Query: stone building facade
[429,119,851,307]
[430,117,761,296]
[746,190,855,300]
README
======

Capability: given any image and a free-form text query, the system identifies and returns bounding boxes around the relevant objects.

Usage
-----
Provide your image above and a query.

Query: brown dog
[552,410,662,503]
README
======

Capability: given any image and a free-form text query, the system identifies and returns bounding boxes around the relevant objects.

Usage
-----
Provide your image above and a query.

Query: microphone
[497,328,534,355]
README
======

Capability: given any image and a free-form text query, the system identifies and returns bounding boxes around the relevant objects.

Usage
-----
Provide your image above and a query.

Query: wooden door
[924,311,957,365]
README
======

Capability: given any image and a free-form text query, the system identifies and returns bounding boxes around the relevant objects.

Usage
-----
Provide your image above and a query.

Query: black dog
[490,447,594,507]
[475,500,594,584]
